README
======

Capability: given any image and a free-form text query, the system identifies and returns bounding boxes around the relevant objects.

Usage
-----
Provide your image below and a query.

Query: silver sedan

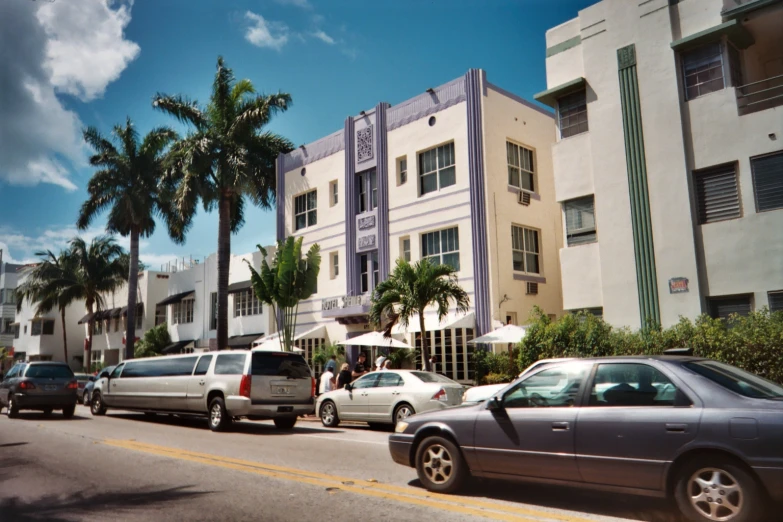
[317,370,464,428]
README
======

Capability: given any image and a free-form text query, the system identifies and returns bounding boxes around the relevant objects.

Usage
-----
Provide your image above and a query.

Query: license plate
[273,386,292,395]
[45,385,57,391]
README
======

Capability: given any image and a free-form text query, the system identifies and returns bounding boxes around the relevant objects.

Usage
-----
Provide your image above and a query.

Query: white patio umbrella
[335,331,413,349]
[468,324,528,345]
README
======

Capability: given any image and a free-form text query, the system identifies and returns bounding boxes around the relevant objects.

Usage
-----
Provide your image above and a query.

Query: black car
[1,362,78,418]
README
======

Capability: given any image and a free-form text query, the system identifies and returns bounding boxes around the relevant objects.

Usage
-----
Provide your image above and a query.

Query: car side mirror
[345,383,353,392]
[487,396,504,411]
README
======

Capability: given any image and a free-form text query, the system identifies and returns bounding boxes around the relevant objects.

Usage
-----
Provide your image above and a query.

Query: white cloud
[244,12,289,51]
[311,30,335,45]
[273,0,312,9]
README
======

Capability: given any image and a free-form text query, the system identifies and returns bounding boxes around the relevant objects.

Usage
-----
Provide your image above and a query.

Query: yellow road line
[104,439,595,522]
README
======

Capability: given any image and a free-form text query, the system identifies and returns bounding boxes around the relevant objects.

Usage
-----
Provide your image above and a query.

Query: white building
[536,0,783,328]
[0,256,23,360]
[276,69,563,383]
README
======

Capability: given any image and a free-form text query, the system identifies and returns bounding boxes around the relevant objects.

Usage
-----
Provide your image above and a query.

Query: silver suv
[90,350,315,431]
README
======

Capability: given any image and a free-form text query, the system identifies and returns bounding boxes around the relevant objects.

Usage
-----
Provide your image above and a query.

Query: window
[210,292,217,330]
[506,141,535,192]
[234,289,262,317]
[358,169,377,213]
[0,289,15,305]
[194,355,213,376]
[110,364,124,379]
[136,308,142,330]
[727,42,743,88]
[214,353,247,375]
[329,180,338,207]
[682,43,725,100]
[377,373,404,387]
[42,319,54,335]
[769,291,783,313]
[294,190,317,231]
[751,151,783,212]
[172,299,194,324]
[418,142,455,196]
[563,196,597,246]
[421,227,460,270]
[114,316,120,332]
[122,357,198,378]
[694,164,741,223]
[23,364,74,379]
[502,363,590,408]
[683,360,783,399]
[589,363,680,406]
[91,350,102,365]
[557,90,588,138]
[31,319,54,336]
[708,295,752,320]
[511,226,540,274]
[400,237,411,262]
[360,251,379,294]
[155,305,166,326]
[251,352,310,378]
[398,156,408,185]
[330,252,339,279]
[351,373,380,389]
[13,324,20,339]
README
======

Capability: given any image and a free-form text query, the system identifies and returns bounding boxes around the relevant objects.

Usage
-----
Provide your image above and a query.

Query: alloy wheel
[422,444,453,485]
[395,405,413,422]
[210,403,222,428]
[321,403,335,425]
[688,467,743,521]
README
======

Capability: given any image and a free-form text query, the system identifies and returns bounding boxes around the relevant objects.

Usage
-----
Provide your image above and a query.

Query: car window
[376,373,404,388]
[24,364,74,379]
[251,352,310,378]
[194,355,213,376]
[683,361,783,399]
[3,367,18,380]
[99,367,114,379]
[110,364,124,379]
[214,354,247,375]
[589,363,678,406]
[351,373,380,389]
[411,372,459,384]
[503,363,590,408]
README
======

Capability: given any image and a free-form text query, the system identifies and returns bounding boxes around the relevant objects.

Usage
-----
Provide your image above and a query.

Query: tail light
[239,374,251,398]
[431,388,447,402]
[19,381,36,390]
[311,377,316,398]
[67,381,78,390]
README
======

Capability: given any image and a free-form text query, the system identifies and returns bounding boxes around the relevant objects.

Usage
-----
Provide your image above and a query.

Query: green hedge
[518,306,783,384]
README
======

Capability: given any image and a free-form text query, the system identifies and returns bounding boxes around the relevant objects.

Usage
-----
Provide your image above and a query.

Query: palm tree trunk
[217,194,231,351]
[61,307,69,368]
[419,313,431,371]
[125,227,140,360]
[86,301,94,372]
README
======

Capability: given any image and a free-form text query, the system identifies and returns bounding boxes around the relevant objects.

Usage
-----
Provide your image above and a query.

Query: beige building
[537,0,783,328]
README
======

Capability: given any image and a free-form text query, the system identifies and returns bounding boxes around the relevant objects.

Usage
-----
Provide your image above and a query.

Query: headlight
[395,421,409,433]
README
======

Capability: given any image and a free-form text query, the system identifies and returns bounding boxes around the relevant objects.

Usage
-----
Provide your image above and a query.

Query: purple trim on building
[344,117,358,295]
[513,274,547,284]
[375,102,390,281]
[387,77,467,131]
[282,130,344,170]
[506,186,542,201]
[465,69,492,338]
[486,83,555,119]
[276,153,285,241]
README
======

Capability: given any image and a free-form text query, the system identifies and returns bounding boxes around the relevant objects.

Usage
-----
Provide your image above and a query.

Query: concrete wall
[229,250,275,338]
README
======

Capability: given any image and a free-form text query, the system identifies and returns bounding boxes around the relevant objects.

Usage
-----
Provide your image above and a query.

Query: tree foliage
[134,324,172,358]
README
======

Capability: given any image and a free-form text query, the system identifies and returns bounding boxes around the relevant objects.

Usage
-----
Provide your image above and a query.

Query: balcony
[734,3,783,114]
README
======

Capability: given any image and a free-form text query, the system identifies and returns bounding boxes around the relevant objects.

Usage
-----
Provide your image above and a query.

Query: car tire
[674,456,763,522]
[91,393,107,416]
[273,416,297,430]
[43,408,53,416]
[7,396,19,419]
[208,397,231,432]
[394,403,415,424]
[415,435,468,494]
[320,400,339,428]
[62,404,76,419]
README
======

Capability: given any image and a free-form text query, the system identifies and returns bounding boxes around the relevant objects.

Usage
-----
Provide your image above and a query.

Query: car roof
[544,355,707,364]
[26,361,70,366]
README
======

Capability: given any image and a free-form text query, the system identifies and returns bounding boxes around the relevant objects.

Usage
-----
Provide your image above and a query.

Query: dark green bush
[472,349,520,385]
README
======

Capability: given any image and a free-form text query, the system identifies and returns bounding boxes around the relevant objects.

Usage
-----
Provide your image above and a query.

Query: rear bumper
[389,434,415,467]
[754,466,783,502]
[226,396,315,418]
[14,393,77,409]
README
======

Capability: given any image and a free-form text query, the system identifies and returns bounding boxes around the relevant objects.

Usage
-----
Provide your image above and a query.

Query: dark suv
[1,362,78,418]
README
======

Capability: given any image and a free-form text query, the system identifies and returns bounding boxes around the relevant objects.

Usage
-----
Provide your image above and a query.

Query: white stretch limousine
[89,350,315,431]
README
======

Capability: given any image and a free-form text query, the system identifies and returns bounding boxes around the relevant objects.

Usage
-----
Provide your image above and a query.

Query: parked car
[389,356,783,522]
[461,358,575,406]
[0,362,78,418]
[73,373,94,404]
[317,370,464,429]
[81,366,115,406]
[90,350,315,431]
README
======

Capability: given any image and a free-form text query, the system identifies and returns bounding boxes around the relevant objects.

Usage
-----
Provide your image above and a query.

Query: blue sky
[0,0,594,268]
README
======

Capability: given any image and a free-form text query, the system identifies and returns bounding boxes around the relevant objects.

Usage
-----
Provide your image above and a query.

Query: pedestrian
[352,352,369,380]
[319,365,335,395]
[428,354,438,373]
[375,355,386,371]
[324,354,337,375]
[336,363,352,389]
[382,359,391,371]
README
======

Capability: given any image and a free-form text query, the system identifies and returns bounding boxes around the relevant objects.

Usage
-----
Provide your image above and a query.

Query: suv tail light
[311,377,316,398]
[19,381,36,390]
[67,381,78,390]
[431,388,447,402]
[239,374,251,398]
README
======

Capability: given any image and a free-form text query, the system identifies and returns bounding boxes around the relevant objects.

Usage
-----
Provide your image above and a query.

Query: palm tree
[78,119,178,360]
[153,56,294,351]
[16,249,80,366]
[370,259,470,371]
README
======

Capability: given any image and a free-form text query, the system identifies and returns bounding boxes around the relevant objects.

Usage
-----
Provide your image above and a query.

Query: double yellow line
[103,439,597,522]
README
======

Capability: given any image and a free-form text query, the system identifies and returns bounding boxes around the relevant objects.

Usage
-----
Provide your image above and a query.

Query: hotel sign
[321,294,370,312]
[355,208,378,252]
[669,277,689,294]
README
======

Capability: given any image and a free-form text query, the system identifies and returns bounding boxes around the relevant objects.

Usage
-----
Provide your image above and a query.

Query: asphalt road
[0,406,686,522]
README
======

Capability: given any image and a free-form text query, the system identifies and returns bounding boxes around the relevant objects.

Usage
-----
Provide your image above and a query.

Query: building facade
[0,257,24,366]
[277,69,563,383]
[536,0,783,328]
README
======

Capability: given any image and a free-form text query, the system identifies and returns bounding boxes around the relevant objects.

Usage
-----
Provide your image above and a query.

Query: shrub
[472,349,520,385]
[483,372,510,385]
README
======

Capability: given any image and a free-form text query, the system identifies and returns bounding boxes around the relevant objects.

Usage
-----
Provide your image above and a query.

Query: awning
[228,280,252,294]
[162,340,194,354]
[110,307,123,318]
[77,312,95,325]
[227,333,264,349]
[534,77,586,108]
[158,291,194,306]
[252,325,327,350]
[121,303,143,316]
[336,331,412,349]
[670,19,754,51]
[468,324,528,345]
[391,311,475,335]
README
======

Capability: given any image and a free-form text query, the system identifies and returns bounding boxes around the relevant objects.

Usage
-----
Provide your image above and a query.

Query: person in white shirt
[319,368,335,395]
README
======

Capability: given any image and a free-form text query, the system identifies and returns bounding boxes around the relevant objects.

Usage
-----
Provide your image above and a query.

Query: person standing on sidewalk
[324,355,337,375]
[352,352,369,381]
[319,366,335,395]
[336,363,352,389]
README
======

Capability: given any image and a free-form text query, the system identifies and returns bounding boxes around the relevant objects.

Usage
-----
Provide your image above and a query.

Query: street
[0,407,688,522]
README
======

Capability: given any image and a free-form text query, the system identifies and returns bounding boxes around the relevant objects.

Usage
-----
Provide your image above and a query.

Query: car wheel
[7,397,19,419]
[42,408,53,416]
[273,416,297,430]
[394,403,415,424]
[62,404,76,419]
[674,456,763,522]
[415,435,468,494]
[91,393,107,416]
[208,397,231,432]
[320,401,339,428]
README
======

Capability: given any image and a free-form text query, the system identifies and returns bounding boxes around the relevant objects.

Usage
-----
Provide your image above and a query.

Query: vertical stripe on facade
[344,117,358,295]
[617,45,661,326]
[375,102,391,281]
[276,153,285,242]
[465,69,492,337]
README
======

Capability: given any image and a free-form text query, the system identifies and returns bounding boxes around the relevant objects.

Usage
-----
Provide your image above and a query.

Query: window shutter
[769,292,783,313]
[709,296,752,320]
[752,152,783,212]
[694,164,741,224]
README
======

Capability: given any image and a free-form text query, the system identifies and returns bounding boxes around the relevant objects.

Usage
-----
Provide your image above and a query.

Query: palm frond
[153,93,206,129]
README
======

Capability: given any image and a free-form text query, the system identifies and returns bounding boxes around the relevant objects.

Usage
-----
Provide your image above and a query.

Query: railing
[736,73,783,112]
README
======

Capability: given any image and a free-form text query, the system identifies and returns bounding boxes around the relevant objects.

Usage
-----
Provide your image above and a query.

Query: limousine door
[102,363,125,407]
[187,354,214,412]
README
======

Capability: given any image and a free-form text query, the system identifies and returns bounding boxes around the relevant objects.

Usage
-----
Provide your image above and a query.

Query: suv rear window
[24,364,74,379]
[684,361,783,399]
[252,352,310,378]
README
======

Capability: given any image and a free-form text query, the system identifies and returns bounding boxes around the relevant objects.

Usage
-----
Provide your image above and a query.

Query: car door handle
[666,423,688,433]
[552,422,570,431]
[199,381,205,386]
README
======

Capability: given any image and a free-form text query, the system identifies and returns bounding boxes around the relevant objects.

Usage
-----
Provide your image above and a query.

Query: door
[575,362,701,491]
[365,372,404,421]
[0,366,20,406]
[472,361,592,481]
[340,373,379,420]
[159,356,198,411]
[187,355,213,412]
[103,363,125,407]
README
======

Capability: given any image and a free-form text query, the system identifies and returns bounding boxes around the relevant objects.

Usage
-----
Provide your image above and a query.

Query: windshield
[24,364,74,379]
[411,372,459,384]
[684,361,783,399]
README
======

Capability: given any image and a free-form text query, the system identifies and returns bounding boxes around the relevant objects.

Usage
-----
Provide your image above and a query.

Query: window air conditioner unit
[526,282,538,295]
[517,190,531,206]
